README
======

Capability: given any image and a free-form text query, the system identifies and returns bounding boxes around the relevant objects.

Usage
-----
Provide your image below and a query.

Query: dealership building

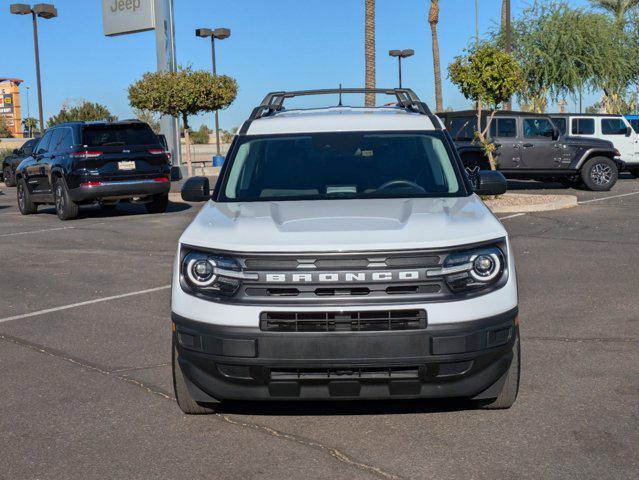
[0,78,23,138]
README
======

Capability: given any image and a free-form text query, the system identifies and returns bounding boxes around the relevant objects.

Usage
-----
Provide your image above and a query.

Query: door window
[48,129,64,153]
[523,118,554,138]
[629,119,639,133]
[550,117,567,135]
[447,116,477,141]
[489,118,517,138]
[55,128,74,152]
[571,118,595,135]
[601,118,628,135]
[35,130,54,154]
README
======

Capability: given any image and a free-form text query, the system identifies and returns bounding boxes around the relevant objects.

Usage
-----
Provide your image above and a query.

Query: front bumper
[173,307,518,401]
[68,179,170,202]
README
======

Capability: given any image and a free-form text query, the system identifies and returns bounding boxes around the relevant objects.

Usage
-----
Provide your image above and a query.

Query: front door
[521,117,559,169]
[599,117,638,164]
[489,117,521,169]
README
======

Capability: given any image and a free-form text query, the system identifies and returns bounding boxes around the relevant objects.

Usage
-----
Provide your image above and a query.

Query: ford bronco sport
[439,110,620,190]
[172,89,519,413]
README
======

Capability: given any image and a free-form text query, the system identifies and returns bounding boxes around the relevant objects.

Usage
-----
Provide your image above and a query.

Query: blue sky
[4,0,595,130]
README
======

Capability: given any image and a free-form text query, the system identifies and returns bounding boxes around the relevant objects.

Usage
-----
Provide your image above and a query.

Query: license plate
[118,161,136,171]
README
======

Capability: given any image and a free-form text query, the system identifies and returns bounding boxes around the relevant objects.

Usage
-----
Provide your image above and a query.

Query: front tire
[3,166,16,187]
[145,193,169,214]
[478,333,520,410]
[53,177,79,221]
[172,341,216,415]
[581,157,618,191]
[17,179,37,215]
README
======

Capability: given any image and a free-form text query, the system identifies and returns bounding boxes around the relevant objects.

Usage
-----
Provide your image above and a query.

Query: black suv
[438,111,621,191]
[15,120,173,220]
[2,138,39,187]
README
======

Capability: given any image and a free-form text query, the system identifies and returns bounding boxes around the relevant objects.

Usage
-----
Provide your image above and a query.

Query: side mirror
[626,126,632,137]
[170,166,183,182]
[474,170,507,196]
[181,176,210,202]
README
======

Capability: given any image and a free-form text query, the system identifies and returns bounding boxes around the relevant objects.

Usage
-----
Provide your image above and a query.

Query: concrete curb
[487,193,578,213]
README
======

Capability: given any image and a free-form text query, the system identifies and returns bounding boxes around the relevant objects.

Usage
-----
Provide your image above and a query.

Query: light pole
[10,3,57,134]
[388,49,414,89]
[196,27,231,157]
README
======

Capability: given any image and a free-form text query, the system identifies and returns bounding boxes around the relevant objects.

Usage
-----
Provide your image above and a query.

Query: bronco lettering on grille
[263,270,423,283]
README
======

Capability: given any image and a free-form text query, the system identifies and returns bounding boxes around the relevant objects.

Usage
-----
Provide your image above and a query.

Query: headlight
[181,250,256,297]
[427,246,506,292]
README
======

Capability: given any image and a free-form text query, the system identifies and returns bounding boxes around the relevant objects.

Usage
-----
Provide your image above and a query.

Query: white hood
[179,195,507,253]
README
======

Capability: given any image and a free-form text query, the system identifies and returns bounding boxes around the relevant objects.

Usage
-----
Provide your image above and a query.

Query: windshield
[82,124,158,147]
[218,131,465,202]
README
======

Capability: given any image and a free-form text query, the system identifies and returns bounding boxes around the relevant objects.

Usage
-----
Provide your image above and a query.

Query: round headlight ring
[186,256,217,286]
[469,253,501,282]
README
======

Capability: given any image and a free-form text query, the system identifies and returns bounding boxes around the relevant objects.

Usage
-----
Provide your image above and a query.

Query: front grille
[270,366,422,380]
[260,309,427,332]
[243,253,441,271]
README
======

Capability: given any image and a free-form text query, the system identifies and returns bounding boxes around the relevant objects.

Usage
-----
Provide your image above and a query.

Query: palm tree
[364,0,376,107]
[428,0,443,112]
[590,0,639,26]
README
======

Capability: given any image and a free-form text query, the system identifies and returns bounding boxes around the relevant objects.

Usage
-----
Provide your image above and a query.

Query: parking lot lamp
[10,3,57,134]
[195,27,231,156]
[388,49,414,89]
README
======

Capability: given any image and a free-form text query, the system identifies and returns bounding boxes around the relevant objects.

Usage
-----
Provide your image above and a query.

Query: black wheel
[172,341,216,414]
[53,177,79,221]
[17,179,37,215]
[478,333,521,409]
[145,193,169,214]
[99,202,117,212]
[581,157,618,191]
[3,166,15,187]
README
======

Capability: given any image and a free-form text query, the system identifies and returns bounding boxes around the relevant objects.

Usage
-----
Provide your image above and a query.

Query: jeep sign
[102,0,155,37]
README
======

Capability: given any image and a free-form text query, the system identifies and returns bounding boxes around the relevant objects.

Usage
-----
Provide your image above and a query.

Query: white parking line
[578,191,639,204]
[498,213,526,220]
[0,285,170,324]
[0,226,75,237]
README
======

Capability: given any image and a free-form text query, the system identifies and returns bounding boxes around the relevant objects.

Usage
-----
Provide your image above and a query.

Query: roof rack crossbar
[249,88,432,120]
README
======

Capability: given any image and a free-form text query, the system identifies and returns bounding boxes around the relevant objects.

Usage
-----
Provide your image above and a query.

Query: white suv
[550,114,639,176]
[171,88,520,413]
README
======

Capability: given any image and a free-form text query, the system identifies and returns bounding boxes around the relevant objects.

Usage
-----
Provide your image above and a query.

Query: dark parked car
[438,110,621,191]
[2,138,39,187]
[15,120,173,220]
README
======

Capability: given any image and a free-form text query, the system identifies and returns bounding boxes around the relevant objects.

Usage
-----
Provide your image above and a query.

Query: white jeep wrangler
[171,88,520,413]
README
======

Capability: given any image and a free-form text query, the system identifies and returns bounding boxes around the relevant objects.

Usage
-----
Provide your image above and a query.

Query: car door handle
[523,143,534,148]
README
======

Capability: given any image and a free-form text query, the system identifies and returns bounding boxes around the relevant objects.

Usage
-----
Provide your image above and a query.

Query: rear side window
[489,118,517,138]
[447,116,477,141]
[572,118,595,135]
[601,118,627,135]
[551,117,567,135]
[82,124,158,147]
[523,118,554,138]
[36,130,54,154]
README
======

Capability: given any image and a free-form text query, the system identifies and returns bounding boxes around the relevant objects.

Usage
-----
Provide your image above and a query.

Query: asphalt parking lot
[1,176,638,480]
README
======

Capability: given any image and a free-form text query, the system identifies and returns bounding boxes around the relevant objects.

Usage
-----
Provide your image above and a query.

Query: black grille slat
[270,366,421,380]
[261,309,426,332]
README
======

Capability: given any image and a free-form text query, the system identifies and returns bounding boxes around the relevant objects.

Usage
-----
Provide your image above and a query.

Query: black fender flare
[572,149,618,170]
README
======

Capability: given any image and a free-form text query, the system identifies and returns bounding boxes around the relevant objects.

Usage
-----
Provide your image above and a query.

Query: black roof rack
[249,88,433,120]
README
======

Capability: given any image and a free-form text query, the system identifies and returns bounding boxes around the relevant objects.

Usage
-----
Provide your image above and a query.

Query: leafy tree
[448,44,524,169]
[428,0,443,112]
[0,117,13,137]
[493,1,639,114]
[364,0,376,107]
[133,108,160,133]
[590,0,639,26]
[190,125,211,144]
[48,101,116,127]
[22,117,39,137]
[128,66,237,176]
